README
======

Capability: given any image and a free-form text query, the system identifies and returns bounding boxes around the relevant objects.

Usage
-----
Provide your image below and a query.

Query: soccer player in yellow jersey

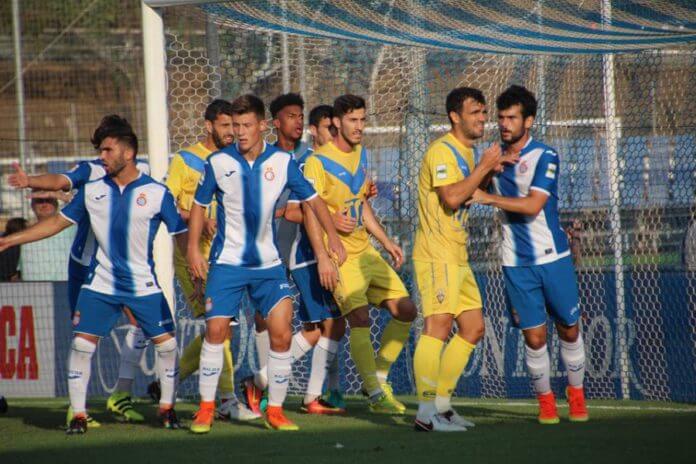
[165,99,259,422]
[412,87,509,432]
[303,94,417,414]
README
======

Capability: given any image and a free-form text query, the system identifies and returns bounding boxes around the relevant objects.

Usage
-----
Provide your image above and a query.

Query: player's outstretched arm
[467,188,548,216]
[186,203,208,279]
[304,196,347,265]
[302,202,338,291]
[437,143,503,210]
[0,214,73,253]
[362,201,404,269]
[8,162,72,191]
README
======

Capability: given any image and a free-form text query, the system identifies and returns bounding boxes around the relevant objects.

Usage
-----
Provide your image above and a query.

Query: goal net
[150,1,696,402]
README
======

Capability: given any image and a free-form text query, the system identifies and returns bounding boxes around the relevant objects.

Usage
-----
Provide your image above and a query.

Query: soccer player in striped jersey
[469,85,588,424]
[187,95,345,433]
[0,115,188,434]
[412,87,506,432]
[164,99,259,423]
[302,95,417,414]
[260,96,347,414]
[7,120,152,426]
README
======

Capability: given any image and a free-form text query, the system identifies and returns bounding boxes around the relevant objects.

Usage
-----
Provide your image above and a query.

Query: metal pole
[535,0,547,138]
[142,1,175,310]
[602,0,630,400]
[205,13,222,99]
[281,0,290,94]
[12,0,28,218]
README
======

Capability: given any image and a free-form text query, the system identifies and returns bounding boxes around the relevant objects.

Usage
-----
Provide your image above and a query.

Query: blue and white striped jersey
[194,142,317,268]
[276,142,318,271]
[60,173,186,296]
[62,159,150,265]
[492,137,569,267]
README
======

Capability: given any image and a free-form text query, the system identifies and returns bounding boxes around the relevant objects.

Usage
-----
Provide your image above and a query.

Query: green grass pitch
[2,396,695,464]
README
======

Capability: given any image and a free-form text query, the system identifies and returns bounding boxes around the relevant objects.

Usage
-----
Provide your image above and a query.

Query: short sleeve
[165,154,186,203]
[159,188,187,235]
[286,158,316,201]
[193,160,217,207]
[530,150,559,196]
[61,162,93,190]
[302,156,326,198]
[428,144,464,188]
[60,186,87,224]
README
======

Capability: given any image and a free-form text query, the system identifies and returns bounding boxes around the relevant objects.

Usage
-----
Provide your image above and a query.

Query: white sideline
[452,400,696,413]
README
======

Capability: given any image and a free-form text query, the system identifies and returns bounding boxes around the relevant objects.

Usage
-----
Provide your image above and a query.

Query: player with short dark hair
[187,94,346,433]
[469,85,588,424]
[0,117,189,434]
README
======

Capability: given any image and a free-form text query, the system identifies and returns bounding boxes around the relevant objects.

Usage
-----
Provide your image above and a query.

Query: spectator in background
[19,193,75,281]
[566,218,584,266]
[0,217,28,281]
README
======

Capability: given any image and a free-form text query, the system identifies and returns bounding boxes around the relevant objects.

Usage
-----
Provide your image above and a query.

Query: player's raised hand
[8,162,29,189]
[327,233,347,266]
[466,188,493,206]
[366,180,379,199]
[317,254,338,291]
[480,143,503,172]
[332,209,357,234]
[385,240,404,270]
[497,149,520,172]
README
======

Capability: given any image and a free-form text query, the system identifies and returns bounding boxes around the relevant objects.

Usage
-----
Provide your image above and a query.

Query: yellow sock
[218,338,235,396]
[413,334,444,402]
[179,334,203,380]
[436,334,476,412]
[375,319,411,383]
[349,327,380,396]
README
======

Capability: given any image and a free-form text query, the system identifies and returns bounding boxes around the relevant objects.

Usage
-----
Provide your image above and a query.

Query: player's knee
[328,318,346,340]
[346,307,370,327]
[524,334,547,350]
[460,322,485,344]
[269,331,292,352]
[302,326,321,346]
[395,298,417,323]
[205,322,228,344]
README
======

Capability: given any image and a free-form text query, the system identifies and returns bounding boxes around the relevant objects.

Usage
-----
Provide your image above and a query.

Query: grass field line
[451,400,696,413]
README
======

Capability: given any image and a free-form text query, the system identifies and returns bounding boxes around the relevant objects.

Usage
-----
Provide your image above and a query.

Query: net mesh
[163,3,696,401]
[1,1,695,402]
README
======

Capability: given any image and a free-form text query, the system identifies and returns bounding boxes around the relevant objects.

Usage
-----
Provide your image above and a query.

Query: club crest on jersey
[205,297,213,312]
[136,193,147,206]
[436,288,446,304]
[519,160,528,174]
[72,311,81,327]
[264,167,275,181]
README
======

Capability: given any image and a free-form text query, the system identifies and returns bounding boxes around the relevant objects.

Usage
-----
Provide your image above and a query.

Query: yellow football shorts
[414,260,482,318]
[333,245,409,315]
[174,247,205,318]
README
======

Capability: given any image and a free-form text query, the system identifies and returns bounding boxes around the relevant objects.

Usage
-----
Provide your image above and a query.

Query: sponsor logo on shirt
[158,318,173,327]
[136,193,147,206]
[264,166,275,181]
[94,194,107,201]
[279,283,290,290]
[225,170,236,177]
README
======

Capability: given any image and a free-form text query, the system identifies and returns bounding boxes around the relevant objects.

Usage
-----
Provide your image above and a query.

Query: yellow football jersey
[303,141,369,256]
[412,132,475,265]
[166,141,215,259]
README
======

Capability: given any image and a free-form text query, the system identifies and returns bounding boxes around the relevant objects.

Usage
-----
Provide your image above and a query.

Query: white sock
[416,401,436,422]
[560,333,586,388]
[199,340,224,402]
[267,349,292,407]
[525,344,551,394]
[327,345,340,391]
[68,337,96,415]
[435,396,452,414]
[154,337,179,408]
[116,325,147,393]
[304,337,336,403]
[291,332,313,363]
[254,330,270,389]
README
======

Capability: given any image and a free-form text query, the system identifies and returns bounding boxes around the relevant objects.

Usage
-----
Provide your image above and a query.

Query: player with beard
[163,99,259,422]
